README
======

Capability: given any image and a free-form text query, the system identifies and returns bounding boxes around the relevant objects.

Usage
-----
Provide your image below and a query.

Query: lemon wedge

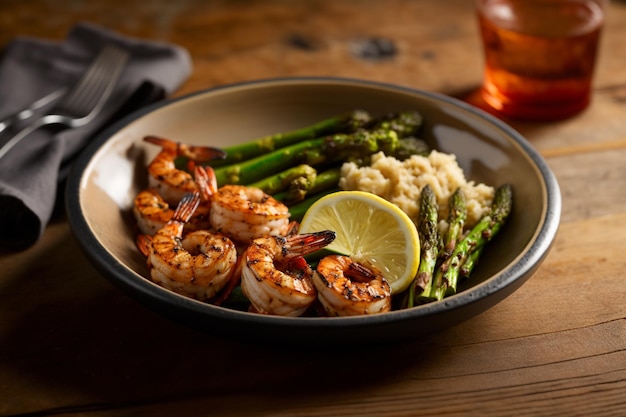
[299,191,420,294]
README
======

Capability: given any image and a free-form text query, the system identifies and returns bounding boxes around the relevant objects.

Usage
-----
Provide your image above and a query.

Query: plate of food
[66,77,561,345]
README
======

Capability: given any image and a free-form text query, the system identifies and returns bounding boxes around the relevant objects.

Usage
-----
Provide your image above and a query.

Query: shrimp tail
[143,135,227,162]
[185,144,227,162]
[173,192,202,223]
[346,262,378,283]
[194,165,218,202]
[143,135,178,151]
[136,234,153,257]
[285,230,336,258]
[284,220,300,236]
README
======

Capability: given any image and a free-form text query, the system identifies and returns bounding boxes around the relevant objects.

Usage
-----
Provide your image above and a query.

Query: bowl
[66,77,561,345]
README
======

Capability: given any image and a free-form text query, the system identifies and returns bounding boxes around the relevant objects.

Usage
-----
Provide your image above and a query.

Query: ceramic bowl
[66,77,561,345]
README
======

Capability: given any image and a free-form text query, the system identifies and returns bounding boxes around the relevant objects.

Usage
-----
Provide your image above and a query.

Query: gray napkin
[0,22,192,249]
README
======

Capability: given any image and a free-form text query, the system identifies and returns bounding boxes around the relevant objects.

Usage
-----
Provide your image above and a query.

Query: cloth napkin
[0,22,192,249]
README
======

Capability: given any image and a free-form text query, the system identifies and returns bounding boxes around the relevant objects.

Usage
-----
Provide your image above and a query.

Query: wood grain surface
[1,1,625,416]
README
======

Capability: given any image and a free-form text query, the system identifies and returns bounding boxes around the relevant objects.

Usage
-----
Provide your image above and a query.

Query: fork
[0,87,68,134]
[0,44,129,160]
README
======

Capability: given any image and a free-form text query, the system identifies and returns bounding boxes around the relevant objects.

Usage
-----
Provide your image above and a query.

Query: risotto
[339,150,494,228]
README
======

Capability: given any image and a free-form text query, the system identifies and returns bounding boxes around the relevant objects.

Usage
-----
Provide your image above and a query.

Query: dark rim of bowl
[65,76,561,330]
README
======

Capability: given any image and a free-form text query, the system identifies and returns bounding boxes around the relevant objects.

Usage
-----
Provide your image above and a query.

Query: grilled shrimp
[210,185,291,244]
[241,231,336,316]
[194,164,218,204]
[141,192,238,301]
[133,188,174,235]
[144,135,226,205]
[313,255,392,316]
[133,166,217,235]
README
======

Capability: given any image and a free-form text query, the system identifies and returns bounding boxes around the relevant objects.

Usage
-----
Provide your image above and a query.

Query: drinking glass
[476,0,606,121]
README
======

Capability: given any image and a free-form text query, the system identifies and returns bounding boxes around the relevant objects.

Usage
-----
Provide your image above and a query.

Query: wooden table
[2,1,625,415]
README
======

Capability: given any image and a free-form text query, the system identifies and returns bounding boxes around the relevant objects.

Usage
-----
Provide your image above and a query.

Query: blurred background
[1,0,486,98]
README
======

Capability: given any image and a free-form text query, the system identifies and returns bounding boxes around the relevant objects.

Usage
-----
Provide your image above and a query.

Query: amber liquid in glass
[477,0,603,120]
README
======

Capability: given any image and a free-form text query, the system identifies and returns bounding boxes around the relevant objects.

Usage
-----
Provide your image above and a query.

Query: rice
[339,151,494,228]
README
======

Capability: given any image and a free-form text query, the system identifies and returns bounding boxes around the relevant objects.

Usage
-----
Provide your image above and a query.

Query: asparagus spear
[273,167,341,203]
[213,126,399,186]
[333,111,425,164]
[421,188,465,302]
[371,112,428,160]
[209,110,373,167]
[392,137,430,160]
[442,187,467,259]
[373,111,423,139]
[460,245,484,278]
[211,111,426,185]
[248,164,317,203]
[408,185,439,307]
[307,167,341,195]
[442,184,513,296]
[427,268,448,302]
[283,174,316,203]
[320,111,424,164]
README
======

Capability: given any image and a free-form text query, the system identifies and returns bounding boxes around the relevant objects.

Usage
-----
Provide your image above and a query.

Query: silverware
[0,44,129,160]
[0,87,68,134]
